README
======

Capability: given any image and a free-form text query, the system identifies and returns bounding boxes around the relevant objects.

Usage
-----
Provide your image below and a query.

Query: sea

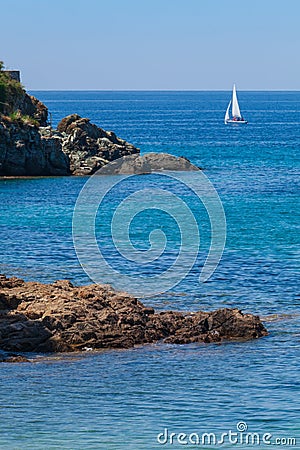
[0,91,299,449]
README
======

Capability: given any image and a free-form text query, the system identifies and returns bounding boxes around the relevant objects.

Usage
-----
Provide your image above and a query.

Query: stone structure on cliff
[3,70,21,83]
[0,275,267,358]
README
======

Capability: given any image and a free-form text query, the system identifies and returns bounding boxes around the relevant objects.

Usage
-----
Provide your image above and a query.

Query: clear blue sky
[1,0,299,90]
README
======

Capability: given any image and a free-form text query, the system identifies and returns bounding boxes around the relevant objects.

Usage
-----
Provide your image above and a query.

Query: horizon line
[28,88,300,92]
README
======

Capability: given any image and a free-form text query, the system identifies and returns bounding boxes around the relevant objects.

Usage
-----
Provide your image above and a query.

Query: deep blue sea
[0,91,299,449]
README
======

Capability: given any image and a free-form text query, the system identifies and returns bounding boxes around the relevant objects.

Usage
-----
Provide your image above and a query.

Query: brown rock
[1,83,48,127]
[57,114,81,133]
[29,95,48,127]
[0,353,30,363]
[0,275,268,353]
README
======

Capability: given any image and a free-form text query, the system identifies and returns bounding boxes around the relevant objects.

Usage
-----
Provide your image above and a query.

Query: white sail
[231,84,241,118]
[224,100,231,123]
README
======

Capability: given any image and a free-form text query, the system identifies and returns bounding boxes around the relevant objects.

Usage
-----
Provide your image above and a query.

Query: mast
[231,84,241,118]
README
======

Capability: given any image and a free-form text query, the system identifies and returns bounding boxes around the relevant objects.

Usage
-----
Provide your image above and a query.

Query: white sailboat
[224,84,247,124]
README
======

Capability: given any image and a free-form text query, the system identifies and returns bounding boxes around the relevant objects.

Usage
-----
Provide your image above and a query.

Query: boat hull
[225,119,248,124]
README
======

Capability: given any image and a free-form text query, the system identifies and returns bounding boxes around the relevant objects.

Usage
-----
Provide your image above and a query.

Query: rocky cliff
[0,112,140,176]
[0,65,196,177]
[0,275,267,357]
[0,63,139,176]
[0,66,47,126]
[0,116,69,176]
[57,114,139,175]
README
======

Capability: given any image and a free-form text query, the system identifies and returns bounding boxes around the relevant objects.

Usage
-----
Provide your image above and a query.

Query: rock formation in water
[98,152,198,175]
[0,64,139,176]
[0,112,140,176]
[0,275,268,357]
[1,64,198,177]
[0,116,70,176]
[56,114,140,175]
[0,66,70,175]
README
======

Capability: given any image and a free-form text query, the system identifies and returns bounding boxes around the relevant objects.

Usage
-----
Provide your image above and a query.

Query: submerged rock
[0,275,268,354]
[0,352,30,363]
[98,152,198,175]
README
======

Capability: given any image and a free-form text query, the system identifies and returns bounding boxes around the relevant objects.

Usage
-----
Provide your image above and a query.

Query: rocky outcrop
[0,66,48,126]
[0,351,30,363]
[1,64,140,176]
[2,89,48,127]
[0,68,186,177]
[0,275,267,355]
[98,152,198,175]
[27,95,48,127]
[0,113,139,177]
[0,117,70,176]
[0,69,69,176]
[56,114,140,175]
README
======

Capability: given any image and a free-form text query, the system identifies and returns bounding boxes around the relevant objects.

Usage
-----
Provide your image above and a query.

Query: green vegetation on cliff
[0,61,24,114]
[0,60,48,126]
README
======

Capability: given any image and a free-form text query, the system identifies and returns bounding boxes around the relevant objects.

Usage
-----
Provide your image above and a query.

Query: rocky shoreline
[0,275,268,361]
[0,112,140,176]
[0,109,196,177]
[0,67,140,176]
[0,68,197,176]
[0,67,202,177]
[0,68,268,363]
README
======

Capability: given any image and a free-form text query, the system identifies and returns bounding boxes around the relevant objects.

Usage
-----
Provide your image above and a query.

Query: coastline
[0,88,298,448]
[0,275,268,361]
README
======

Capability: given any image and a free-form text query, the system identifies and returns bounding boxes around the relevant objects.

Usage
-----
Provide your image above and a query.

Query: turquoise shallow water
[0,91,299,449]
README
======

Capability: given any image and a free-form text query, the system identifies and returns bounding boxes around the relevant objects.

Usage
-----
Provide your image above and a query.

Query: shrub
[8,110,39,127]
[0,62,25,114]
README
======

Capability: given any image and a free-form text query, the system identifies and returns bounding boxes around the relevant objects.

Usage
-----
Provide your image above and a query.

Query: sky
[1,0,300,90]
